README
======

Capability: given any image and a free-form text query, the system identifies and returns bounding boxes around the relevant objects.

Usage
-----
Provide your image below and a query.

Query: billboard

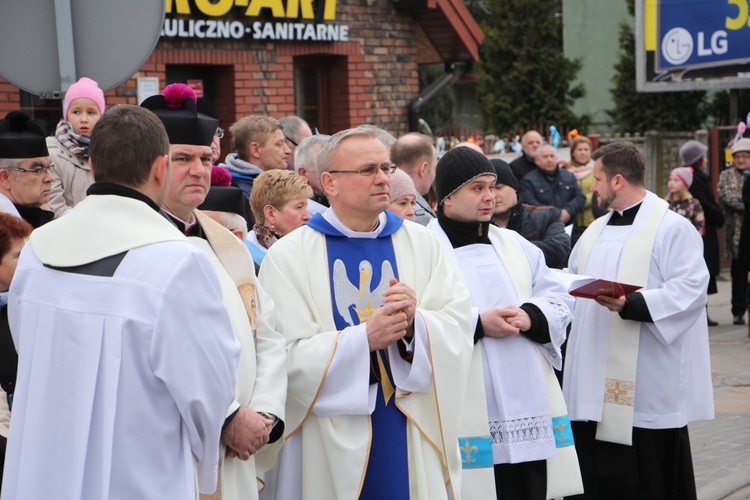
[636,0,750,91]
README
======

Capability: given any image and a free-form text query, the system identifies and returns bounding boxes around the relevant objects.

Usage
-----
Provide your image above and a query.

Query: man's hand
[366,301,409,351]
[480,307,529,338]
[497,306,532,332]
[595,294,627,313]
[382,279,417,340]
[222,407,273,460]
[560,209,571,224]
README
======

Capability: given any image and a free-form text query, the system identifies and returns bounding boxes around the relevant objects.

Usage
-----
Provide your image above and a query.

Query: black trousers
[730,258,749,316]
[566,422,697,500]
[494,460,547,500]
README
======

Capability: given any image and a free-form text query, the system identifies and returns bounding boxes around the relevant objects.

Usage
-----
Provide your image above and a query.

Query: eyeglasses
[215,127,224,139]
[328,164,397,176]
[6,165,52,176]
[285,136,298,147]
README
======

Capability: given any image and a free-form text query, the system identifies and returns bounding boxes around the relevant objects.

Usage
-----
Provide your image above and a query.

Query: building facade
[562,0,629,134]
[0,0,482,153]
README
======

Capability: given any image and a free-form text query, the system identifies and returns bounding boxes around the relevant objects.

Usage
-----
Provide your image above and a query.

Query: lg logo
[661,28,693,65]
[662,27,729,65]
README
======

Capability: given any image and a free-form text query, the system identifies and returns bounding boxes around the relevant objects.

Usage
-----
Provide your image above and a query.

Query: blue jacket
[519,167,586,219]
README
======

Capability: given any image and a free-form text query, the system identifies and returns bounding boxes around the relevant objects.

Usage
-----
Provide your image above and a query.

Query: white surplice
[430,222,574,463]
[563,191,714,429]
[258,210,474,500]
[1,194,240,500]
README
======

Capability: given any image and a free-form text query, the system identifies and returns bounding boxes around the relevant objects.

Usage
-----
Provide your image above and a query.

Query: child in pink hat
[46,77,106,218]
[665,166,705,235]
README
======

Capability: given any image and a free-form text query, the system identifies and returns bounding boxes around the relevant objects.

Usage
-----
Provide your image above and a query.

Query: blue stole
[306,212,410,499]
[244,240,266,267]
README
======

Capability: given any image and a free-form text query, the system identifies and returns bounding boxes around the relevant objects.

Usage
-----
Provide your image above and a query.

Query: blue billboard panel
[658,0,750,70]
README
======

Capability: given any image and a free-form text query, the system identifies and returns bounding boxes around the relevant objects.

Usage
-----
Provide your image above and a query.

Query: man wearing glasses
[258,128,474,500]
[0,112,54,228]
[279,116,312,170]
[211,126,224,165]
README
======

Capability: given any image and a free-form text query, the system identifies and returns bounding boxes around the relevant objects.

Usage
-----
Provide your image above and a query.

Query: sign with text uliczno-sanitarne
[162,0,350,42]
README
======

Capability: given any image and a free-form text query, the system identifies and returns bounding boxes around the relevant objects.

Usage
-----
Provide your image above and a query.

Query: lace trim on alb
[489,415,554,449]
[546,296,572,340]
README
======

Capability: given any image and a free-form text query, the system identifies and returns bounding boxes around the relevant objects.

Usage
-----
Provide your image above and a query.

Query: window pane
[19,90,62,135]
[294,66,320,132]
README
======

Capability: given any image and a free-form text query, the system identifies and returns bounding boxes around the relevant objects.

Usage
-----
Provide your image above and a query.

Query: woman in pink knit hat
[45,77,106,218]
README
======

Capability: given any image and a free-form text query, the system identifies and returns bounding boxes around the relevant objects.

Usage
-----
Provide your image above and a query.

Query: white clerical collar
[322,207,386,239]
[163,208,197,234]
[613,195,646,217]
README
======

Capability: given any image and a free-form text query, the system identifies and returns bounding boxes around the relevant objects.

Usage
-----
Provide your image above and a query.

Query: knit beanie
[489,158,519,191]
[435,146,496,205]
[679,140,707,167]
[390,168,417,201]
[63,77,106,118]
[671,166,694,188]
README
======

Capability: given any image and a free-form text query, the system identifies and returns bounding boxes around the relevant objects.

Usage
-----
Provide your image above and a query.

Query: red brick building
[0,0,481,153]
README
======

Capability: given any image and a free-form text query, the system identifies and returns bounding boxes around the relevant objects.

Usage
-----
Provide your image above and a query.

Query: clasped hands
[480,306,532,338]
[366,279,417,352]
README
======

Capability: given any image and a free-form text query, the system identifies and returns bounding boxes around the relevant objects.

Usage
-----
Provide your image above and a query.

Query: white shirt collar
[322,207,386,239]
[163,208,197,234]
[613,194,647,217]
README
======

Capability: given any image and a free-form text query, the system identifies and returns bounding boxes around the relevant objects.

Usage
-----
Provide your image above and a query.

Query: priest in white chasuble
[258,127,474,500]
[142,84,287,500]
[563,141,714,499]
[429,146,582,500]
[2,105,240,500]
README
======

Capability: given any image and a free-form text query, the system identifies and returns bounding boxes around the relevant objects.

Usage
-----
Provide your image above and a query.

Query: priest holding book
[563,141,714,499]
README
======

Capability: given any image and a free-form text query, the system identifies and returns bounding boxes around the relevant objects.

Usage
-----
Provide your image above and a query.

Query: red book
[569,278,641,299]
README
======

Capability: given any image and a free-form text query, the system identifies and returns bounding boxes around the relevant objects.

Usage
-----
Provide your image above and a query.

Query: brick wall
[0,81,19,114]
[0,1,422,138]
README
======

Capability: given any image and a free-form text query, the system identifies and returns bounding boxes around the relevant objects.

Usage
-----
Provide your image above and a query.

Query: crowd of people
[0,77,728,499]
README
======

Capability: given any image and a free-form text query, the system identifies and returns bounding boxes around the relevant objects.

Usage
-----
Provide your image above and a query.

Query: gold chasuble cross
[356,299,396,404]
[308,210,410,500]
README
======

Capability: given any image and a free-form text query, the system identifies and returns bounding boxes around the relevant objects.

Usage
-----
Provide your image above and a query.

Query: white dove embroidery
[332,259,395,326]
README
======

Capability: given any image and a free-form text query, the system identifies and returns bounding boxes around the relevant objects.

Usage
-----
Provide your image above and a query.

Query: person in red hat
[143,84,288,500]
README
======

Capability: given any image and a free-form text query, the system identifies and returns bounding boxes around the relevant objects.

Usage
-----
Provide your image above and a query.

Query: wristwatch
[257,411,278,424]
